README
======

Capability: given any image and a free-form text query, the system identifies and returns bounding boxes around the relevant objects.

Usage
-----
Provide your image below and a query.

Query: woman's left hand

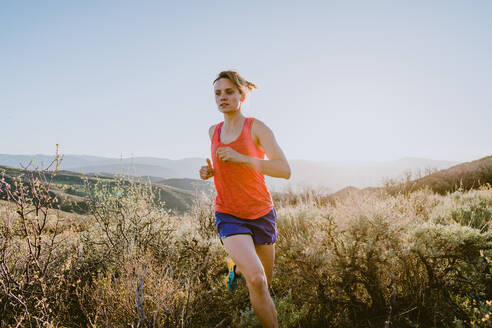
[216,147,246,164]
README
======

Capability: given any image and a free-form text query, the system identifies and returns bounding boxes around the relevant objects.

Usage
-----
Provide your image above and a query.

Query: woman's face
[214,78,245,113]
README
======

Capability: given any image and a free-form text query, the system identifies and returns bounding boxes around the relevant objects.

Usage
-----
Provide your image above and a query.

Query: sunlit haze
[1,1,491,163]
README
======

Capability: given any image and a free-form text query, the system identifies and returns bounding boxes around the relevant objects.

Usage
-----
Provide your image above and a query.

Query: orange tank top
[211,117,274,219]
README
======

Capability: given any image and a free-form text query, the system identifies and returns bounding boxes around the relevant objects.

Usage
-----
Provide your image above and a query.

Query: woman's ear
[240,93,246,102]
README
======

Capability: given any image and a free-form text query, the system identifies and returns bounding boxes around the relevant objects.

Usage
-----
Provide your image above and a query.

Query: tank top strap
[212,122,224,143]
[245,117,254,136]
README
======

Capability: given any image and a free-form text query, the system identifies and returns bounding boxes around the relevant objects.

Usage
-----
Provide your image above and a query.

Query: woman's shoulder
[250,117,272,134]
[250,117,274,146]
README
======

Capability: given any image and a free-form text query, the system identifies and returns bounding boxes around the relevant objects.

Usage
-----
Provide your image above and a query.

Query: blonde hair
[213,70,258,96]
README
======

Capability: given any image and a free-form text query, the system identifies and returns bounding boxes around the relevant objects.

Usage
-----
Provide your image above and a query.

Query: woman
[199,71,290,328]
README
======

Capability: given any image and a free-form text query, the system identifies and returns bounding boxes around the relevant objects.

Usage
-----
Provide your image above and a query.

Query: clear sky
[1,1,491,163]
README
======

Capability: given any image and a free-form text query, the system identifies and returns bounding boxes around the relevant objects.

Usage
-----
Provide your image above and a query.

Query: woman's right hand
[199,158,214,180]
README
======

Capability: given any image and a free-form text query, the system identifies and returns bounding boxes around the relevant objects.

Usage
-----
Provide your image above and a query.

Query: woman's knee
[246,272,268,292]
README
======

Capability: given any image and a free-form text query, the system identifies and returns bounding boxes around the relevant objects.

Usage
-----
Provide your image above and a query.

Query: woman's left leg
[254,244,275,286]
[222,234,278,328]
[234,244,274,286]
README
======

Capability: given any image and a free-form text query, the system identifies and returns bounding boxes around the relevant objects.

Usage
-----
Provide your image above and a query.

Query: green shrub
[240,289,309,328]
[454,298,492,327]
[450,200,492,232]
[81,174,174,262]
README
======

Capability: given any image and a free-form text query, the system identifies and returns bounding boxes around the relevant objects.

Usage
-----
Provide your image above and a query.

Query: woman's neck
[223,111,246,130]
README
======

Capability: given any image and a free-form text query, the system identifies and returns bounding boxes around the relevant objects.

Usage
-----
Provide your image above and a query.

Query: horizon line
[0,152,478,164]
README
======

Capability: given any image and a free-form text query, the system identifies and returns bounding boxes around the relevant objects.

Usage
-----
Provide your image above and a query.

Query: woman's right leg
[222,234,278,328]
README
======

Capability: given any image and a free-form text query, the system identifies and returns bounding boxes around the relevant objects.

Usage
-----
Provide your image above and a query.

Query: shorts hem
[218,233,277,246]
[219,232,253,245]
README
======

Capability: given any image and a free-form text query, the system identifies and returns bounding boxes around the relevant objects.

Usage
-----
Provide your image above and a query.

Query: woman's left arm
[216,120,291,179]
[248,120,291,179]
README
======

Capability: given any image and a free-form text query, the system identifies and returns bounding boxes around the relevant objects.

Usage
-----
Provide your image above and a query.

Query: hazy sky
[1,1,491,163]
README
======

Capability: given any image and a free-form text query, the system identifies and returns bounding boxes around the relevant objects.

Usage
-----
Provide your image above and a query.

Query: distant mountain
[0,154,107,169]
[0,154,460,192]
[0,154,205,179]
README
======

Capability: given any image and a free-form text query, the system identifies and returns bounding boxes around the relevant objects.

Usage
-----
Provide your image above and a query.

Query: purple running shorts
[215,208,278,245]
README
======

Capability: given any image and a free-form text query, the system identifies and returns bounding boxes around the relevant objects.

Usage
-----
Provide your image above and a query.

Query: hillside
[389,156,492,194]
[328,155,492,200]
[70,163,179,179]
[395,155,492,194]
[155,178,214,194]
[327,185,382,202]
[0,165,196,214]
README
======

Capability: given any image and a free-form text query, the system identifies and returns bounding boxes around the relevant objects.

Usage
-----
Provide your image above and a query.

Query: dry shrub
[274,188,492,327]
[190,189,216,240]
[75,252,190,327]
[0,151,72,327]
[272,187,333,209]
